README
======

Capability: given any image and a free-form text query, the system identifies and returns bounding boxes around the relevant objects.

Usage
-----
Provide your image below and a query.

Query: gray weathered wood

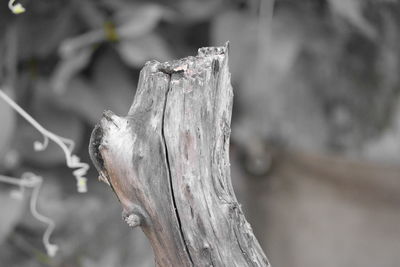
[89,44,270,267]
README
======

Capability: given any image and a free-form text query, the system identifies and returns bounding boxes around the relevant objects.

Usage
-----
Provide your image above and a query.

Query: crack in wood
[161,72,195,266]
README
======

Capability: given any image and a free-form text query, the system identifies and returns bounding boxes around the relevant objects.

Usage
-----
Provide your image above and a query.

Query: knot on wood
[123,213,141,228]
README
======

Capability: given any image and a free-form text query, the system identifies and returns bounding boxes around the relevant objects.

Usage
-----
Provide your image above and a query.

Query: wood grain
[89,44,270,267]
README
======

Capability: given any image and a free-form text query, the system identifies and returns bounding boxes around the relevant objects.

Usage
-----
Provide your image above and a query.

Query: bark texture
[89,44,270,267]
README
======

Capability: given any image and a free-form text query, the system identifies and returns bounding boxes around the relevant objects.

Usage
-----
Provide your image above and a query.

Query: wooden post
[89,44,270,267]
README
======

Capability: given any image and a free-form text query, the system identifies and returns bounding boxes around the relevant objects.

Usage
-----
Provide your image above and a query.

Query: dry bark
[89,44,270,267]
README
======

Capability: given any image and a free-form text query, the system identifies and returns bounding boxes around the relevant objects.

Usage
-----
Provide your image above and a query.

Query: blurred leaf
[92,48,136,116]
[40,45,136,124]
[36,77,104,125]
[16,6,77,60]
[58,31,103,58]
[175,0,223,22]
[51,47,94,93]
[114,3,173,39]
[72,0,106,29]
[117,33,172,68]
[16,103,84,166]
[0,191,25,245]
[327,0,376,39]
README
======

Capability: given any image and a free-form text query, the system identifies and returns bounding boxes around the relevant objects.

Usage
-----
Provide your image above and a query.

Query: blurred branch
[257,0,275,68]
[2,24,18,90]
[59,3,170,57]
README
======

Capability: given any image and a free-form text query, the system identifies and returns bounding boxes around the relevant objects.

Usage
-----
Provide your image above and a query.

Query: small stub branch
[89,44,270,267]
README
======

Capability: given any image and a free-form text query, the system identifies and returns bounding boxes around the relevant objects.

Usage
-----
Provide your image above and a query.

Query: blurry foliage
[0,0,400,266]
[214,0,400,157]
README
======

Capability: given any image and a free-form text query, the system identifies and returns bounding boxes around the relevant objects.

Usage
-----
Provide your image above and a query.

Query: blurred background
[0,0,400,266]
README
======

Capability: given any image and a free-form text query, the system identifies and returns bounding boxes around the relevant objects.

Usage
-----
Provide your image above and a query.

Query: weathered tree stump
[89,44,270,267]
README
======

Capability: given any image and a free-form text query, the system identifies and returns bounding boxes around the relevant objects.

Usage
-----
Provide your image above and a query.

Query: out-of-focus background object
[0,0,400,266]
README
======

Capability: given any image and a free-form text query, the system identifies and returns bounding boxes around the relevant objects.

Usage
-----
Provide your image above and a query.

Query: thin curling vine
[0,173,58,257]
[0,89,89,192]
[4,0,87,259]
[0,88,90,257]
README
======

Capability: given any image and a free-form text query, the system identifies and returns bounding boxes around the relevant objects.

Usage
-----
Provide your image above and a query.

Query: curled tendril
[0,173,58,257]
[8,0,25,14]
[0,87,91,256]
[0,89,89,193]
[33,136,49,152]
